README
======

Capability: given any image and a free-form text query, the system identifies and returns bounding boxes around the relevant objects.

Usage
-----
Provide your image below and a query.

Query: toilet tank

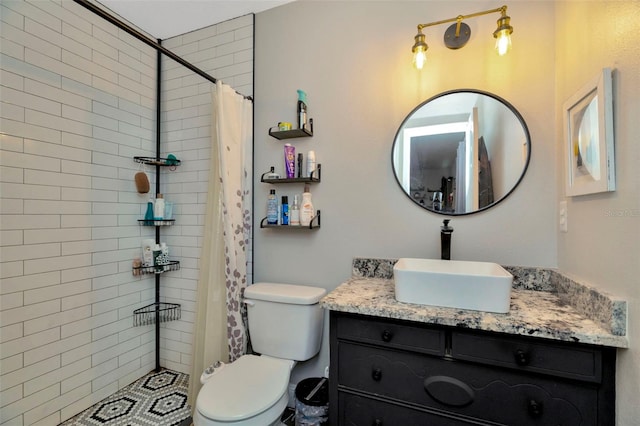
[244,283,326,361]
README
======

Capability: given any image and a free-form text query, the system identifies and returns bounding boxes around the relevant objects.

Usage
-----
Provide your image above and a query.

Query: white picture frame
[563,68,615,196]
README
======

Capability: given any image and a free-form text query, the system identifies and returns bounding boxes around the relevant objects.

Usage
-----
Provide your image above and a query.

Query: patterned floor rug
[60,369,192,426]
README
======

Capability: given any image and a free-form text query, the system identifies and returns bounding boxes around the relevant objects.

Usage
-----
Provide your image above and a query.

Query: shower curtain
[188,81,253,406]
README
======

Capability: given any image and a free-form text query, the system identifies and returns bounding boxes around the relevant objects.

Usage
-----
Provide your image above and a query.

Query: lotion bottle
[300,185,314,227]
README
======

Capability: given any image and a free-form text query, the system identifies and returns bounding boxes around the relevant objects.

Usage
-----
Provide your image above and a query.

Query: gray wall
[254,2,640,423]
[554,2,640,424]
[254,0,556,384]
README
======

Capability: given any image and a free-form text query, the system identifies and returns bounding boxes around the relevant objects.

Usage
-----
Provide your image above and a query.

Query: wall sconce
[412,5,513,70]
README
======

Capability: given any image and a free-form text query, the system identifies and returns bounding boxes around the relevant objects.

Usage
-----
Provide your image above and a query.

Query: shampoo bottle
[300,185,314,227]
[297,89,307,130]
[267,189,278,225]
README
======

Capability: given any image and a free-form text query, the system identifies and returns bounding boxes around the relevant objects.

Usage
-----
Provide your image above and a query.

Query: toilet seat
[196,355,291,424]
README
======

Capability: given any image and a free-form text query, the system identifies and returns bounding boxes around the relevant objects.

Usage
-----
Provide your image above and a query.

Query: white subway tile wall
[0,1,253,424]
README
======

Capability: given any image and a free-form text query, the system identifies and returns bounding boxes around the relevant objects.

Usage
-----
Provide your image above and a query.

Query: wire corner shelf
[133,302,181,327]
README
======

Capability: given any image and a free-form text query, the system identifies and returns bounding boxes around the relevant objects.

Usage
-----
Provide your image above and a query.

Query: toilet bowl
[194,283,326,426]
[194,355,294,426]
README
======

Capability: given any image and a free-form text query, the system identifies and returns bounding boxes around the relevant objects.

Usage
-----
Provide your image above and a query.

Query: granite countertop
[320,258,628,349]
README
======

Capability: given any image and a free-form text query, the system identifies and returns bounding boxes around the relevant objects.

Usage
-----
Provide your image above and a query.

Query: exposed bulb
[493,9,513,56]
[413,47,427,70]
[411,29,428,70]
[495,30,512,56]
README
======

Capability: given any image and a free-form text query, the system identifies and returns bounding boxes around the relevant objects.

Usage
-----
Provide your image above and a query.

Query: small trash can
[294,377,329,426]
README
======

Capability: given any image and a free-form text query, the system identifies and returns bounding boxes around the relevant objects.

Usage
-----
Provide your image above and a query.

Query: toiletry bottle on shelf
[154,193,164,219]
[284,144,295,179]
[160,242,169,271]
[164,200,174,220]
[290,194,300,226]
[297,89,307,130]
[307,150,316,178]
[281,196,289,225]
[267,189,278,225]
[153,244,163,271]
[144,199,154,222]
[132,257,142,276]
[297,153,303,178]
[142,239,155,266]
[300,185,314,227]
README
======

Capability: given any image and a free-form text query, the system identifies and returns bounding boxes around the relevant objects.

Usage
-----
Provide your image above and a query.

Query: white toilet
[194,282,327,426]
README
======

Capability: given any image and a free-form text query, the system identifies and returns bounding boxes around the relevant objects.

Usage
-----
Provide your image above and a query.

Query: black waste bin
[294,377,329,426]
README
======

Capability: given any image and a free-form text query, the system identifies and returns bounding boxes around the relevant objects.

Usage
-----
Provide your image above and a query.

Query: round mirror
[392,89,530,215]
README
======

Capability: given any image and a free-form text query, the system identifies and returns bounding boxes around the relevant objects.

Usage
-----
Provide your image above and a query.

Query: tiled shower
[0,1,253,424]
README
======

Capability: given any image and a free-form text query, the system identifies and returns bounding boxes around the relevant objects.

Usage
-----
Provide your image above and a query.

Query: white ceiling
[97,0,296,39]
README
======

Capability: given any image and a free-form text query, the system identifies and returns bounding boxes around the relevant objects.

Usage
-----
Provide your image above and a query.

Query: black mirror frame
[391,89,531,216]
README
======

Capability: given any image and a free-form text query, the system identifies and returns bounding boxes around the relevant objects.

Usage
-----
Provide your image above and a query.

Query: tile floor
[60,369,192,426]
[60,369,298,426]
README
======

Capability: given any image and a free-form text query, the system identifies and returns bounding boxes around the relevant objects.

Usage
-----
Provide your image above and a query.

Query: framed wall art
[563,67,615,196]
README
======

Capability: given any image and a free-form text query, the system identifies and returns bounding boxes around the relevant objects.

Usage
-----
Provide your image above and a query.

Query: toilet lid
[197,355,290,422]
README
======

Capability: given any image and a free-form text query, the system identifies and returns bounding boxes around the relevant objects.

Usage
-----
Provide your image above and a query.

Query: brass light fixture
[411,5,514,70]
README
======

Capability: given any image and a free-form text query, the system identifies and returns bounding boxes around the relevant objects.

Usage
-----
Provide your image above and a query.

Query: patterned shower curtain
[189,81,253,407]
[212,81,253,361]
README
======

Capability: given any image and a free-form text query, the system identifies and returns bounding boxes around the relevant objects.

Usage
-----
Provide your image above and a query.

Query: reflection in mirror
[392,90,530,215]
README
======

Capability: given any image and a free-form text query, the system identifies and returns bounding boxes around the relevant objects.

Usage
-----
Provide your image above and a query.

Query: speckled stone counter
[321,258,628,348]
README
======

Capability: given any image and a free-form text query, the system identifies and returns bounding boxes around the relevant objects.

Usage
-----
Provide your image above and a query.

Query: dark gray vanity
[322,259,627,425]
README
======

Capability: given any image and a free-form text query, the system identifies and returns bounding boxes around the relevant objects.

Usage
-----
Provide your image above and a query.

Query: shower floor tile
[60,369,192,426]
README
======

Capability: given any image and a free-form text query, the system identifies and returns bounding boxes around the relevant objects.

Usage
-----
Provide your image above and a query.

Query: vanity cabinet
[329,311,615,425]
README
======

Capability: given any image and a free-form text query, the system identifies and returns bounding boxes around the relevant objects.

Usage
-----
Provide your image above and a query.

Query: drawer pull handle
[515,349,530,366]
[528,399,543,418]
[371,368,383,381]
[381,330,393,342]
[373,420,383,426]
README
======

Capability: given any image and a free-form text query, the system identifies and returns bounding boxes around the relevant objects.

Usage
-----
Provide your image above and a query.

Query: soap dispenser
[441,219,453,260]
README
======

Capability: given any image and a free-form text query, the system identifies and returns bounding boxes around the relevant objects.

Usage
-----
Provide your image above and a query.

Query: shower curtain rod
[73,0,253,101]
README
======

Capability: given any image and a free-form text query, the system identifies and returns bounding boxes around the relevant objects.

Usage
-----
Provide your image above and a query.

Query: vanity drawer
[337,341,598,425]
[338,392,477,426]
[337,341,441,403]
[334,312,445,356]
[451,331,602,382]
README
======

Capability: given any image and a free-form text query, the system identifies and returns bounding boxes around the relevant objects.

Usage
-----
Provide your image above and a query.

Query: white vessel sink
[393,258,513,313]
